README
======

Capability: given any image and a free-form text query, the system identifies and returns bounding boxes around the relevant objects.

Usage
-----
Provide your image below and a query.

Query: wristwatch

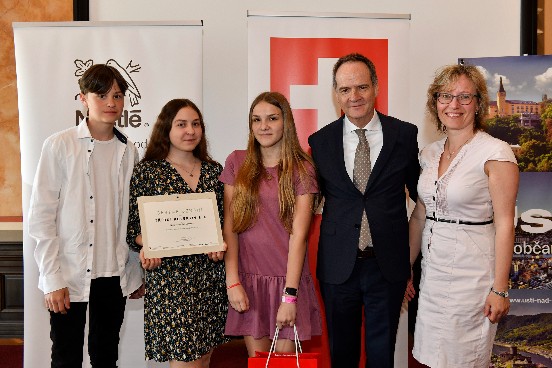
[490,287,509,298]
[284,287,298,296]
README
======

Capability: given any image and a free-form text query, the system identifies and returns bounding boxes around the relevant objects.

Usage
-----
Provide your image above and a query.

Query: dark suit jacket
[308,112,419,284]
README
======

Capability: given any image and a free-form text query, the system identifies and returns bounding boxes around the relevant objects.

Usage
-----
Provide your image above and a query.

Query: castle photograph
[465,55,552,172]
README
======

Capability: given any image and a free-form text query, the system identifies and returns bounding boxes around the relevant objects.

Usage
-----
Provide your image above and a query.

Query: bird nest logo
[74,59,145,129]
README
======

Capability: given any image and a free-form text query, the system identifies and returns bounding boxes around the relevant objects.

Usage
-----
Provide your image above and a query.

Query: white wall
[90,0,521,160]
[87,1,520,367]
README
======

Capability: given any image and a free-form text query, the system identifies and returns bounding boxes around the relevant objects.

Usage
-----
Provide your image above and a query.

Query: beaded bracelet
[281,295,298,304]
[227,282,241,289]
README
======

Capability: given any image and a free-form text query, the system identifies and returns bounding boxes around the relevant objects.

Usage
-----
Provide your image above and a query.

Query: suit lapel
[367,112,398,190]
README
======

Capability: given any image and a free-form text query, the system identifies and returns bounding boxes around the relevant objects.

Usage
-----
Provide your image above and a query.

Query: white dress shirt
[28,120,142,301]
[342,111,383,182]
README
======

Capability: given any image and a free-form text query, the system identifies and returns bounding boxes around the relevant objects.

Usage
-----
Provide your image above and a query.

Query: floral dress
[127,159,228,362]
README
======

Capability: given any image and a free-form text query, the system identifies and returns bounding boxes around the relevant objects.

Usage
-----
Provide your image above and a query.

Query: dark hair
[332,53,378,89]
[79,64,128,95]
[426,64,489,132]
[142,99,215,163]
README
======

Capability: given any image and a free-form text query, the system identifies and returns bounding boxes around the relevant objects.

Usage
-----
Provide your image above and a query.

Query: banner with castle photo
[462,55,552,367]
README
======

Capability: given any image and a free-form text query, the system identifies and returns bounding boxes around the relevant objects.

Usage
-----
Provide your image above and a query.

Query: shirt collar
[343,110,381,134]
[77,117,127,144]
[77,117,93,139]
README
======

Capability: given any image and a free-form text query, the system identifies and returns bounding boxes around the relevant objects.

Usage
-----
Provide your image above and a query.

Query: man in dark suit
[308,53,419,368]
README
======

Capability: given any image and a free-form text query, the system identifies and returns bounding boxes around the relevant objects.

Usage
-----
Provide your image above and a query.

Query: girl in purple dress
[221,92,322,356]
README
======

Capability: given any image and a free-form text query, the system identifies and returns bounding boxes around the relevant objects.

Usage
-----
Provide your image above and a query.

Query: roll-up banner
[14,21,203,368]
[463,55,552,368]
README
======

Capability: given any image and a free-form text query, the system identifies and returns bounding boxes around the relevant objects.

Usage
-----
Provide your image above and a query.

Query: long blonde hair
[232,92,317,233]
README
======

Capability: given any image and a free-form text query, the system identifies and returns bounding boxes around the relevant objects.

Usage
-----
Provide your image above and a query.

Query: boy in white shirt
[28,64,143,368]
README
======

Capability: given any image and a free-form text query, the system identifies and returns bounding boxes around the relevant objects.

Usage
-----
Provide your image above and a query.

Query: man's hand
[404,268,416,302]
[45,288,70,314]
[404,278,416,302]
[129,282,145,299]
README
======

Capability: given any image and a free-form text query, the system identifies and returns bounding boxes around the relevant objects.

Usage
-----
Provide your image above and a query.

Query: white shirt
[28,120,142,301]
[90,137,119,278]
[342,111,383,181]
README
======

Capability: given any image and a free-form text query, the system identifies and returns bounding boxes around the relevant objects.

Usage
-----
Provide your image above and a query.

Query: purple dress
[221,150,322,341]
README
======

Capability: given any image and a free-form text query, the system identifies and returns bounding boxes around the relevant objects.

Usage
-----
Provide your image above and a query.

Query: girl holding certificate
[221,92,322,355]
[127,99,228,367]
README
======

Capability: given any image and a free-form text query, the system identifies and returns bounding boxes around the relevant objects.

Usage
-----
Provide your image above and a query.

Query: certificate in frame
[137,192,223,258]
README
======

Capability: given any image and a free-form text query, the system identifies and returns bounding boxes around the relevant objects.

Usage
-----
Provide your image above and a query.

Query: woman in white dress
[407,64,519,368]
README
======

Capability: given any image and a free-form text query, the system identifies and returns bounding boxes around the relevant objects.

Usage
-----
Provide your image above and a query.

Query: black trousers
[50,276,127,368]
[320,258,406,368]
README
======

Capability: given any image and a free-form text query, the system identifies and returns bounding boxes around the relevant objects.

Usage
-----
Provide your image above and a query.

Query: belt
[357,247,376,259]
[425,216,493,226]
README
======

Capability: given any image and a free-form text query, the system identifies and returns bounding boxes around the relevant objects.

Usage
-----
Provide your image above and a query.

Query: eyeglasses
[434,92,479,105]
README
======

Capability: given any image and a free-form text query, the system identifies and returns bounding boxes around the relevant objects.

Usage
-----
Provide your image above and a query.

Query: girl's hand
[139,248,162,270]
[207,241,227,262]
[276,301,297,329]
[227,285,249,313]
